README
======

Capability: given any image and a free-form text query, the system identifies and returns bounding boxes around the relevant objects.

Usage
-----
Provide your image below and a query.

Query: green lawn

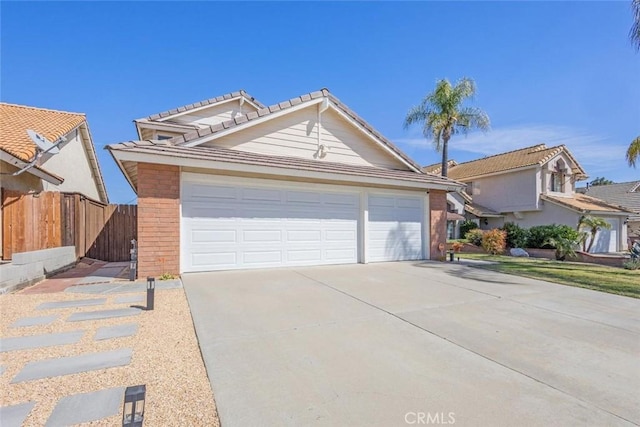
[458,253,640,298]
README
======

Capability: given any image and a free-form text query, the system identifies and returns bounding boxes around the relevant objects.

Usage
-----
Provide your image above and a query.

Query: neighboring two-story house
[426,144,630,252]
[108,89,463,277]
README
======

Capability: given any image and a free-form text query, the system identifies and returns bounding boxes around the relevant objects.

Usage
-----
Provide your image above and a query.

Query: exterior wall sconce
[122,385,146,427]
[146,277,155,311]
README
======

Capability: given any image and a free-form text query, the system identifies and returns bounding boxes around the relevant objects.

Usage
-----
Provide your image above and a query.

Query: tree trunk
[441,134,451,177]
[586,229,597,253]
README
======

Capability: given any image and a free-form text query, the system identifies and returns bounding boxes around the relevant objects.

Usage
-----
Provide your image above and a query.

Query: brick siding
[137,163,180,277]
[430,190,448,260]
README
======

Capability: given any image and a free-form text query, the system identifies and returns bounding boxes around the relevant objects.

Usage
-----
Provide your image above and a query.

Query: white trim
[423,194,430,259]
[328,104,421,173]
[359,191,368,263]
[0,150,63,185]
[112,149,462,192]
[156,96,261,122]
[182,98,324,147]
[135,120,199,132]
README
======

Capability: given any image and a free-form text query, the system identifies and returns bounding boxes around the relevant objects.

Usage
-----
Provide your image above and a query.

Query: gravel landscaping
[0,286,219,426]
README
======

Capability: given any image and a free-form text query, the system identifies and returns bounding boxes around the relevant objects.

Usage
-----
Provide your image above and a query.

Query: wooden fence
[2,190,137,262]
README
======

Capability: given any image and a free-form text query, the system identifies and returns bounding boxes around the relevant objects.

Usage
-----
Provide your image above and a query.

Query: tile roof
[107,140,461,190]
[541,193,632,214]
[579,181,640,215]
[0,103,85,162]
[166,88,424,173]
[146,90,265,121]
[422,160,457,175]
[446,144,587,181]
[464,202,503,217]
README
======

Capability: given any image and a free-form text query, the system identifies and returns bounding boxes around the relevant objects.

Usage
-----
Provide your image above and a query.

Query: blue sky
[2,1,639,204]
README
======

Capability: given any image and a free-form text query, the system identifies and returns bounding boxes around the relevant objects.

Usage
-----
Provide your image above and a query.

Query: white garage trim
[180,172,431,272]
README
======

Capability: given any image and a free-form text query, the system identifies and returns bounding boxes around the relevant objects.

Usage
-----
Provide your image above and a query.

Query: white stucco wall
[40,128,101,200]
[469,168,539,213]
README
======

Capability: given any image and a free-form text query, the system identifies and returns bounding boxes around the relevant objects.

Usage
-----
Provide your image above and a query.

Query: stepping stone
[37,298,106,310]
[0,366,5,375]
[45,387,125,426]
[67,308,141,322]
[94,323,138,341]
[10,315,58,328]
[115,295,144,304]
[11,348,132,383]
[1,331,84,353]
[0,402,35,427]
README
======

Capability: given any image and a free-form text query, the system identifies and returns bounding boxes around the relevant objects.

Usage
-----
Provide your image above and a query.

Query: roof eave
[0,149,64,185]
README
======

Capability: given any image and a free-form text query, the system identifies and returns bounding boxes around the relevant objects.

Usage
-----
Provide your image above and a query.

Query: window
[447,221,455,239]
[550,162,565,192]
[466,182,474,195]
[157,135,172,140]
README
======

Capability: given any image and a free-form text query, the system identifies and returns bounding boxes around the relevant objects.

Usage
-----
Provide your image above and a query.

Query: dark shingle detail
[145,90,265,121]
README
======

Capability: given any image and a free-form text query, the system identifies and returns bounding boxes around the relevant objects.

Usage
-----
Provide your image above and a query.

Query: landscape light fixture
[122,385,146,427]
[146,277,155,311]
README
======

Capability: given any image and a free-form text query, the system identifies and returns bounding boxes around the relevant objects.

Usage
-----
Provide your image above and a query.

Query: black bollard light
[122,385,146,427]
[146,277,155,311]
[449,251,454,262]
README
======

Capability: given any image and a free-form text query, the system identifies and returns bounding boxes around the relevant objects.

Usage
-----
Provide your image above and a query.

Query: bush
[460,220,478,238]
[623,259,640,270]
[465,229,484,246]
[526,224,580,249]
[501,222,530,248]
[482,229,507,255]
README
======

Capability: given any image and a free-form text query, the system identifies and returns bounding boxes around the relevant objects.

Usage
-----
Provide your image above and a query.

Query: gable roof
[165,88,424,173]
[0,102,108,202]
[422,160,458,175]
[447,144,587,181]
[579,181,640,214]
[145,89,265,121]
[541,193,631,215]
[106,139,463,192]
[0,102,85,162]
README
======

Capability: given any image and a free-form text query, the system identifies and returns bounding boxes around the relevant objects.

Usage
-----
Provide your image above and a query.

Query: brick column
[137,163,180,277]
[429,190,447,260]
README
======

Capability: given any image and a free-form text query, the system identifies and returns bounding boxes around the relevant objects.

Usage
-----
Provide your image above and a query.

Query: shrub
[526,224,580,249]
[465,229,484,246]
[460,220,478,238]
[623,259,640,270]
[482,229,507,255]
[501,222,530,248]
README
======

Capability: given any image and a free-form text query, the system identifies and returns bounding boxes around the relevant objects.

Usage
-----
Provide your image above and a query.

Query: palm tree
[578,215,612,253]
[590,177,614,186]
[404,78,490,177]
[631,0,640,50]
[627,136,640,168]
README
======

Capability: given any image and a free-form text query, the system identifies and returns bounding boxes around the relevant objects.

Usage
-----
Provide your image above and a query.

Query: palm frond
[627,136,640,167]
[631,0,640,50]
[457,107,491,135]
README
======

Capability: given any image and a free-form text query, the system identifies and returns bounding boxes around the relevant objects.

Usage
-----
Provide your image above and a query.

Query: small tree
[544,236,578,261]
[590,177,614,186]
[578,216,612,253]
[460,220,478,238]
[482,229,507,255]
[501,222,529,248]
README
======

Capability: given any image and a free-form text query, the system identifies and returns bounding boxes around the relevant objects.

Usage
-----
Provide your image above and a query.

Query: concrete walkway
[183,261,640,427]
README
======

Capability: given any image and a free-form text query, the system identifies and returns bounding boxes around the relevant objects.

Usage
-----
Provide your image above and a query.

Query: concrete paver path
[184,261,640,427]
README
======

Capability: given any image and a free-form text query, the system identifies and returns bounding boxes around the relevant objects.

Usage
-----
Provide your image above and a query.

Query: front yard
[458,253,640,298]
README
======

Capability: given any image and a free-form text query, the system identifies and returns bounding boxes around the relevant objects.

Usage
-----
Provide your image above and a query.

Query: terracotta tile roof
[447,144,587,181]
[541,193,632,214]
[107,140,462,190]
[422,160,457,175]
[146,90,265,121]
[579,181,640,214]
[464,202,503,218]
[165,88,424,173]
[0,102,85,162]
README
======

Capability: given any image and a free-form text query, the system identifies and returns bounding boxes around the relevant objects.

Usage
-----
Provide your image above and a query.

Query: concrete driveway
[183,262,640,427]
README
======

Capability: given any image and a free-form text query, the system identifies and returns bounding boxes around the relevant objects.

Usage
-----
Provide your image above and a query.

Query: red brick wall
[429,190,447,260]
[137,163,180,277]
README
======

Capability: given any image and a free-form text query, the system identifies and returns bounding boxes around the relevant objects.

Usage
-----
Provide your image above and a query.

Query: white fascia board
[111,149,462,192]
[327,104,421,173]
[135,120,199,131]
[182,98,324,148]
[542,196,630,216]
[107,150,137,194]
[156,96,260,122]
[0,150,64,185]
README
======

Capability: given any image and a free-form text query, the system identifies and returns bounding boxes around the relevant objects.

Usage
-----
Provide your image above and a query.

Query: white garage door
[591,218,619,253]
[367,194,424,262]
[181,176,359,272]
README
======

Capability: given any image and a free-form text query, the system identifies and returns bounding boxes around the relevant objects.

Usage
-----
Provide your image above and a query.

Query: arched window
[550,160,566,192]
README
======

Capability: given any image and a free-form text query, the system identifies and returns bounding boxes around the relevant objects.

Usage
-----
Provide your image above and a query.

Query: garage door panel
[181,178,359,272]
[367,194,424,262]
